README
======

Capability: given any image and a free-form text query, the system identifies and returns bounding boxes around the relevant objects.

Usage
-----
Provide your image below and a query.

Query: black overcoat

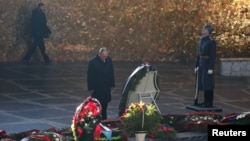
[31,7,51,38]
[196,36,216,91]
[87,55,115,103]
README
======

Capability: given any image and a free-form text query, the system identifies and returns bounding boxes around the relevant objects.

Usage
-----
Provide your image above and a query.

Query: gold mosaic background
[0,0,249,62]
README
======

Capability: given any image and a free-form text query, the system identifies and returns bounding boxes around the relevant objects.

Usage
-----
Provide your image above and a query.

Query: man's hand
[208,69,213,74]
[194,67,199,74]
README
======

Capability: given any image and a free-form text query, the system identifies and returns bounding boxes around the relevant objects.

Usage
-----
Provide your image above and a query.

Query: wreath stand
[135,71,161,114]
[118,62,161,116]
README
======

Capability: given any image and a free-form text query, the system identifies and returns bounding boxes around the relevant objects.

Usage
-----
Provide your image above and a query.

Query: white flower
[236,112,250,120]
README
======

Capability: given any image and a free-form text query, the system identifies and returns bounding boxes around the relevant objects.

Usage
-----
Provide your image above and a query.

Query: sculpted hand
[208,69,213,75]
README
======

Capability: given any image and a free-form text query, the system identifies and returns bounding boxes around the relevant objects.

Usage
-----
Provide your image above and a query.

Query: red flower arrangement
[0,128,68,141]
[71,96,102,141]
[148,124,176,140]
[20,131,63,141]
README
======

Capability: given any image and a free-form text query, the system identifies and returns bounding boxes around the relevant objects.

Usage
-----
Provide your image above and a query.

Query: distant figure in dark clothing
[22,3,51,65]
[87,47,115,120]
[194,23,216,107]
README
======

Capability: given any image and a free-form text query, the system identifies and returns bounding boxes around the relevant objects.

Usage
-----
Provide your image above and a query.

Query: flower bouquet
[120,101,162,136]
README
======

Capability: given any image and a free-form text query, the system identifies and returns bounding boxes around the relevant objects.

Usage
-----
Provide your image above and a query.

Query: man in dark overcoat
[22,3,51,65]
[194,23,216,107]
[87,47,115,120]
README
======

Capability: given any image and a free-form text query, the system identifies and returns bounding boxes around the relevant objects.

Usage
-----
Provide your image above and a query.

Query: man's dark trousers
[23,37,49,62]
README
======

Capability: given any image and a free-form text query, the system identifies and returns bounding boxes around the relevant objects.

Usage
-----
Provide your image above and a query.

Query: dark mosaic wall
[0,0,249,62]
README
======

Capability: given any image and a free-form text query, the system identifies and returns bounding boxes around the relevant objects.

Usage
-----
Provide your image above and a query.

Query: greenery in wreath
[120,101,162,136]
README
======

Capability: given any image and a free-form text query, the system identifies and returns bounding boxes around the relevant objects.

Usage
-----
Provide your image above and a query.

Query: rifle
[194,69,199,106]
[194,39,200,106]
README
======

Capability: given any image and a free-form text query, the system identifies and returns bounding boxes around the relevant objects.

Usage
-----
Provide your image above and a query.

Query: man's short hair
[204,23,214,34]
[38,3,44,8]
[99,47,107,54]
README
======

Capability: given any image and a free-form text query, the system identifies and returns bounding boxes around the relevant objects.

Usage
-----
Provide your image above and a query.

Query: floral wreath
[20,130,63,141]
[71,96,102,141]
[220,112,250,125]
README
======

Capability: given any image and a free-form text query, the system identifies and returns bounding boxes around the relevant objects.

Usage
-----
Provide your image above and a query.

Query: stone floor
[0,61,249,140]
